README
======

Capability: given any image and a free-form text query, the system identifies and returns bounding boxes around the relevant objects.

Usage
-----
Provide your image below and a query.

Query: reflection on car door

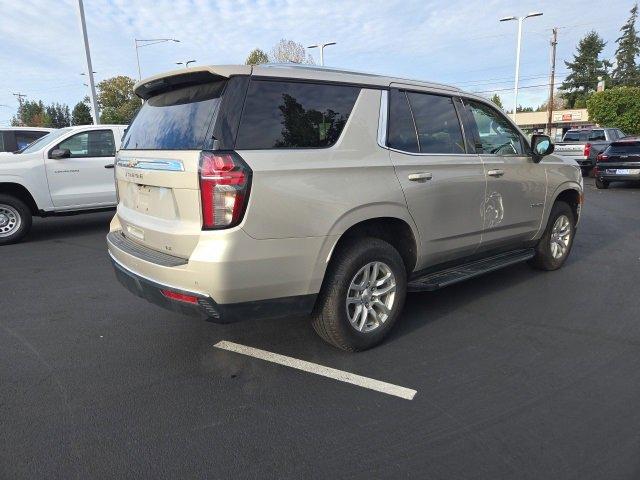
[387,87,486,267]
[462,99,547,249]
[45,129,118,208]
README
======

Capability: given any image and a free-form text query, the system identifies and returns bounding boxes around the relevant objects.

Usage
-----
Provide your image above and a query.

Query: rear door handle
[104,164,115,169]
[487,169,504,177]
[408,172,433,181]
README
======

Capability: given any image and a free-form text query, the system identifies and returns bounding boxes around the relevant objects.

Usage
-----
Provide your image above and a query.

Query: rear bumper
[110,253,317,323]
[596,166,640,181]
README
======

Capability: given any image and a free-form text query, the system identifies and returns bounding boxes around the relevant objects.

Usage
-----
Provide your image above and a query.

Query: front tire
[311,237,407,351]
[529,201,575,271]
[0,195,32,245]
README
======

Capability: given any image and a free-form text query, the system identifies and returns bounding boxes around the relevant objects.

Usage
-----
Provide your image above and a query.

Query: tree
[11,100,50,127]
[45,103,70,128]
[587,86,640,134]
[490,94,503,109]
[96,75,140,124]
[536,95,566,112]
[72,96,94,125]
[270,39,314,64]
[560,31,611,108]
[246,48,269,65]
[612,3,640,86]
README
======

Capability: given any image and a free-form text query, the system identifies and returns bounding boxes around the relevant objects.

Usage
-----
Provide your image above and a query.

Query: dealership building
[512,109,593,140]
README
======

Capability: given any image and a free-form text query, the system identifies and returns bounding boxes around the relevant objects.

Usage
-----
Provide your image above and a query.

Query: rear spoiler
[134,65,252,100]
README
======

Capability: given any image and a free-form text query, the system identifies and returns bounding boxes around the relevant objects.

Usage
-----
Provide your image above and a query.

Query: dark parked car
[555,127,626,175]
[0,127,54,153]
[594,138,640,189]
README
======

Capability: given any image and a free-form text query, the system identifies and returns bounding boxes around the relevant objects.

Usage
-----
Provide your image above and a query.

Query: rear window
[121,81,225,150]
[235,80,360,149]
[607,142,640,155]
[589,130,606,141]
[563,131,586,142]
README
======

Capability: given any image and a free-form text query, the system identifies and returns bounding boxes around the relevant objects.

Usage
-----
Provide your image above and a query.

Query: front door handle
[104,164,115,169]
[487,169,505,177]
[408,172,433,182]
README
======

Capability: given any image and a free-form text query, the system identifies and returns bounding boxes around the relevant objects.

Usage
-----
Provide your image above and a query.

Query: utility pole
[76,0,100,125]
[12,93,26,125]
[546,27,558,136]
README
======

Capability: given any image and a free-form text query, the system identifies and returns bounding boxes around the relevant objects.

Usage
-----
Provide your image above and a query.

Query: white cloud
[0,0,634,124]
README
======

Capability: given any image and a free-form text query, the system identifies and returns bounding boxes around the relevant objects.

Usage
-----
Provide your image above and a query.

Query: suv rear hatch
[114,69,250,259]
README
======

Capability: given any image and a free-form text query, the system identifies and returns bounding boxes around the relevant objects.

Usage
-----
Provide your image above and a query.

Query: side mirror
[531,134,554,163]
[50,148,71,159]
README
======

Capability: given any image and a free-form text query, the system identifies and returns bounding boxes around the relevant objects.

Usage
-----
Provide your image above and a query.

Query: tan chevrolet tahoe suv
[107,64,583,351]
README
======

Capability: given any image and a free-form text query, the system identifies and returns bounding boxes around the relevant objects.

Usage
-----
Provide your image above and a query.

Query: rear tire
[595,177,609,189]
[311,237,407,351]
[0,194,32,245]
[529,201,575,271]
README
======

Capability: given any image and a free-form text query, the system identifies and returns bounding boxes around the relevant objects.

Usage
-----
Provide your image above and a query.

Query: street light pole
[77,0,100,124]
[134,38,180,80]
[500,12,543,123]
[307,42,336,66]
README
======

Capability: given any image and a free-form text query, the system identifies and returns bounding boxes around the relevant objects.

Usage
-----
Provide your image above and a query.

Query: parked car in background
[594,138,640,189]
[554,127,626,176]
[0,124,127,244]
[1,127,54,152]
[107,64,583,351]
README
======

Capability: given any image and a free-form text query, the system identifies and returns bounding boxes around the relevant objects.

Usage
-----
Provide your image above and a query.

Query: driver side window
[57,130,115,158]
[466,101,524,156]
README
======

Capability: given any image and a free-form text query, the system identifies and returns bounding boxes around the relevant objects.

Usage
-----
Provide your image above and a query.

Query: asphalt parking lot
[1,177,639,479]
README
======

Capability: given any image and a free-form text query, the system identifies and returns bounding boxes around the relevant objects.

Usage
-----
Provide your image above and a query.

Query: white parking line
[214,340,417,401]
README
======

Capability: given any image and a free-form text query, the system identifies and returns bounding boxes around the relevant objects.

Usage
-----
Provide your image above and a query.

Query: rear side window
[589,130,606,141]
[122,81,225,150]
[406,92,465,154]
[388,89,419,153]
[235,80,360,149]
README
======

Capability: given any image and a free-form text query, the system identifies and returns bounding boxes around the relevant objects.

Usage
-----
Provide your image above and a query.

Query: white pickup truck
[0,124,126,244]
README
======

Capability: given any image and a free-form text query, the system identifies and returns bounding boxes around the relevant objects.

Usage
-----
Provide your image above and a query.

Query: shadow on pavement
[25,210,115,244]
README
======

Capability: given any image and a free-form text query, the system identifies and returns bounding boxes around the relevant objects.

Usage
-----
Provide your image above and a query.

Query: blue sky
[0,0,636,125]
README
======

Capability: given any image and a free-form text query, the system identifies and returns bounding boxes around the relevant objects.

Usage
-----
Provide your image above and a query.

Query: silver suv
[107,64,583,351]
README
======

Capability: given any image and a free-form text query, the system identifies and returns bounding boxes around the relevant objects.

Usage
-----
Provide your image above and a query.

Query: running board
[408,249,535,292]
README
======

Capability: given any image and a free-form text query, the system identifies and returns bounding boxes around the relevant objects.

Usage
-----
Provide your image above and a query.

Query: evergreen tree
[612,3,640,86]
[560,31,611,108]
[45,103,71,128]
[72,96,94,125]
[490,94,503,109]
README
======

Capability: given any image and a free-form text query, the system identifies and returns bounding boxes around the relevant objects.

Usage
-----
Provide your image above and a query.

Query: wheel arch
[551,183,583,223]
[0,182,39,214]
[327,216,419,275]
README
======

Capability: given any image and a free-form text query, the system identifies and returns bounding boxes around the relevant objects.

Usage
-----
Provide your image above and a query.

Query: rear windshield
[121,81,225,150]
[607,143,640,155]
[563,131,587,142]
[588,130,605,141]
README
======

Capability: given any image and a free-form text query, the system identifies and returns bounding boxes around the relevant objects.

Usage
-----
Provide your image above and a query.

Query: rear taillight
[199,151,252,229]
[597,153,609,162]
[584,143,591,157]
